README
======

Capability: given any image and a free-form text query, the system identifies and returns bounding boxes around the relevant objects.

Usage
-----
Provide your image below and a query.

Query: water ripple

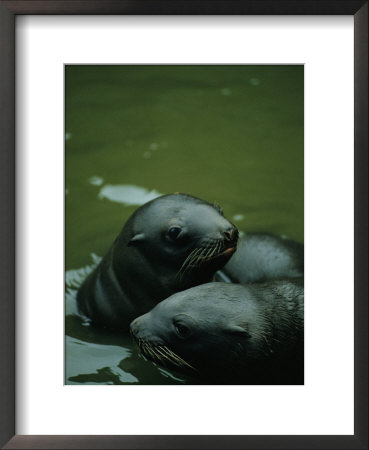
[98,184,162,206]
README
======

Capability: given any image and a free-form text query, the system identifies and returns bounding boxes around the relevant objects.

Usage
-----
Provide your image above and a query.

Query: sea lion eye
[174,322,191,338]
[168,226,182,241]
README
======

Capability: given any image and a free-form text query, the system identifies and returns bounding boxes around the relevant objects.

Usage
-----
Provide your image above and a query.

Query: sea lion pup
[130,280,304,384]
[77,194,238,331]
[218,233,304,283]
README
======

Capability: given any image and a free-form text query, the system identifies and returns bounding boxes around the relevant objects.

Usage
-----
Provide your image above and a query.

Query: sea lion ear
[213,202,224,215]
[226,325,251,338]
[128,233,145,246]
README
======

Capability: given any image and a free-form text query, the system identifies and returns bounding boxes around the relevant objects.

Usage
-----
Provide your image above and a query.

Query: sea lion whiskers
[150,347,166,364]
[156,345,183,365]
[134,334,175,366]
[177,246,208,279]
[185,245,213,269]
[136,337,143,351]
[195,244,215,262]
[138,339,150,356]
[153,346,176,367]
[177,249,201,279]
[191,239,224,266]
[137,337,197,372]
[158,345,197,372]
[137,338,145,353]
[179,246,204,269]
[148,345,160,360]
[261,334,274,353]
[178,242,221,279]
[206,240,223,259]
[136,338,150,359]
[177,233,233,280]
[204,239,227,261]
[182,239,225,273]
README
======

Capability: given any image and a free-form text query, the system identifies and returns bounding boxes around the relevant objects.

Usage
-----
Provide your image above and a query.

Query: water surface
[65,65,304,384]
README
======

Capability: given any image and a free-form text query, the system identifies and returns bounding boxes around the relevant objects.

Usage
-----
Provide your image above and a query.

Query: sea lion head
[116,194,239,291]
[130,283,264,376]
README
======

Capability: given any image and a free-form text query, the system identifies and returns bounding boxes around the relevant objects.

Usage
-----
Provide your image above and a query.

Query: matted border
[0,1,367,449]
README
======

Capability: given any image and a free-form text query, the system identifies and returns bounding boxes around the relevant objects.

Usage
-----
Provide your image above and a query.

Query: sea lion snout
[130,315,165,347]
[129,316,141,336]
[223,226,238,244]
[130,315,149,339]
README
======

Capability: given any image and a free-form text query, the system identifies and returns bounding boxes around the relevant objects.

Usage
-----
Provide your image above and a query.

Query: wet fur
[130,280,304,384]
[77,194,238,331]
[220,233,303,283]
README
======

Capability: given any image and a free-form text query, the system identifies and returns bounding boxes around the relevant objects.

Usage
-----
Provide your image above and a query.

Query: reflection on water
[89,176,104,186]
[65,65,303,385]
[66,335,139,384]
[232,214,245,221]
[65,253,101,316]
[249,78,261,86]
[65,260,192,385]
[98,184,162,206]
[220,87,232,96]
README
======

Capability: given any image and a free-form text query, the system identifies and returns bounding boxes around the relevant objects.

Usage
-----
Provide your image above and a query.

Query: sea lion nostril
[224,227,238,242]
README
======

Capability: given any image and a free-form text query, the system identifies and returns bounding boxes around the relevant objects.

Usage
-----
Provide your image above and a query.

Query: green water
[65,65,303,385]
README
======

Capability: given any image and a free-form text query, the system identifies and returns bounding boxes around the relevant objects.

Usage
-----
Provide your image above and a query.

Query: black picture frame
[0,1,367,449]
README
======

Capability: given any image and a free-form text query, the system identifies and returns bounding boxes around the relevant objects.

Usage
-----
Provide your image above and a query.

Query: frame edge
[0,0,15,449]
[1,1,368,449]
[354,1,369,447]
